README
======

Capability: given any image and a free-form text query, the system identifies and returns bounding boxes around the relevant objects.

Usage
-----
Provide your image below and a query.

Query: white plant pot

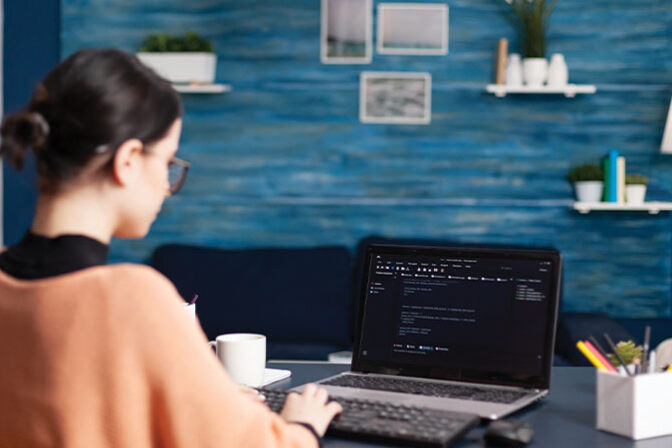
[626,185,647,204]
[547,53,569,88]
[523,57,548,87]
[574,181,604,202]
[136,52,216,84]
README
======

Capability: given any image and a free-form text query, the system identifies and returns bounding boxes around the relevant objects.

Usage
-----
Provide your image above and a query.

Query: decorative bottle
[505,53,523,87]
[547,53,569,88]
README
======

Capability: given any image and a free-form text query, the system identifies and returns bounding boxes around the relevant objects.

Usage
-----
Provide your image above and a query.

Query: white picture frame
[321,0,372,64]
[377,3,448,56]
[661,97,672,154]
[359,72,432,125]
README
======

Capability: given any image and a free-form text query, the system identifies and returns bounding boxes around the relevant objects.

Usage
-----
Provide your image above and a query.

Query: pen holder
[596,370,672,440]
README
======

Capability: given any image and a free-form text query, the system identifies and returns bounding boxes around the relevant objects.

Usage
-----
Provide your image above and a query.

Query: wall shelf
[486,84,596,98]
[172,84,231,94]
[573,202,672,214]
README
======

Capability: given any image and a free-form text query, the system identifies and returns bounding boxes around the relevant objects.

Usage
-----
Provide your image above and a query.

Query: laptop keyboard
[259,388,480,448]
[321,375,529,404]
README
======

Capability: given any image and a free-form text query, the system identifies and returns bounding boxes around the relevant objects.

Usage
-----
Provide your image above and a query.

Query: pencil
[576,341,608,371]
[583,340,618,373]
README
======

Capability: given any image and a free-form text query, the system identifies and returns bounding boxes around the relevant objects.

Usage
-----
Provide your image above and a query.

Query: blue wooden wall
[61,0,672,317]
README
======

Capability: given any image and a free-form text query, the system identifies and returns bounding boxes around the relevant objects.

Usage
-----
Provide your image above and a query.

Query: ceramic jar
[505,53,523,87]
[547,53,569,87]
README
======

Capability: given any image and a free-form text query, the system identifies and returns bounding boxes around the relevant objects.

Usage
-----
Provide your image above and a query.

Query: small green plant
[567,163,604,183]
[140,31,213,53]
[625,174,648,185]
[507,0,559,58]
[606,340,643,367]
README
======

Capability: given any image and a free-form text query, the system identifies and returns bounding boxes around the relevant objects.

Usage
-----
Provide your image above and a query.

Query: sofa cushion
[556,313,635,366]
[151,244,355,359]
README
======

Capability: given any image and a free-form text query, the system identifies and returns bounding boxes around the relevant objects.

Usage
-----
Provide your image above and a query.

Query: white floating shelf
[573,202,672,215]
[486,84,596,98]
[172,84,231,94]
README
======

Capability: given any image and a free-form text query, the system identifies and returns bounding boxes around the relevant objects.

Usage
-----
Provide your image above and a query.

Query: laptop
[295,244,562,420]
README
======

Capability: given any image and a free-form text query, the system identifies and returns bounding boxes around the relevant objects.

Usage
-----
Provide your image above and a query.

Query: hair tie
[32,112,50,138]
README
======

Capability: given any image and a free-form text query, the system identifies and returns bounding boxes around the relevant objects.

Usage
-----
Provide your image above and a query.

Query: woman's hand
[280,383,343,436]
[238,385,265,402]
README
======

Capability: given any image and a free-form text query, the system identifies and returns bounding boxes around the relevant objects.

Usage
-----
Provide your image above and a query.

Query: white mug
[209,333,266,387]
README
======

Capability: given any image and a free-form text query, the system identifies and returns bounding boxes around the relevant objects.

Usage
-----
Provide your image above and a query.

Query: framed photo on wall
[661,98,672,153]
[359,72,432,125]
[377,3,449,55]
[321,0,372,64]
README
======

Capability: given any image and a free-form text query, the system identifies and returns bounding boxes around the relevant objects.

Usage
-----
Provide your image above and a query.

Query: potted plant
[137,31,216,84]
[625,174,648,204]
[605,340,642,368]
[507,0,558,87]
[567,163,604,202]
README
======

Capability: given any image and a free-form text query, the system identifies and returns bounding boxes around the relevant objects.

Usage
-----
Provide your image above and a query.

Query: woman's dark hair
[0,48,183,192]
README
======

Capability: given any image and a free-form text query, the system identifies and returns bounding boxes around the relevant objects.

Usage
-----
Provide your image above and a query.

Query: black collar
[0,231,109,279]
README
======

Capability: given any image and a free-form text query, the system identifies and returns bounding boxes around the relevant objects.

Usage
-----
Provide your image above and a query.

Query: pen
[189,294,199,305]
[588,336,619,371]
[642,325,651,372]
[648,350,656,374]
[604,333,634,377]
[583,340,618,373]
[576,341,608,371]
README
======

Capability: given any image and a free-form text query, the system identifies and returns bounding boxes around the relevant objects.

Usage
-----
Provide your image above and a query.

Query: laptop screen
[352,245,562,389]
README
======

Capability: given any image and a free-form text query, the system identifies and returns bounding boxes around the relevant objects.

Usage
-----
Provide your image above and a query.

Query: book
[602,158,610,202]
[606,150,619,203]
[263,368,291,386]
[494,38,508,85]
[617,156,626,203]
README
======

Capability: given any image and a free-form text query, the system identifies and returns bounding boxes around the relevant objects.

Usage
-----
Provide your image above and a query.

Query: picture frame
[661,98,672,154]
[321,0,372,64]
[359,72,432,125]
[377,3,449,56]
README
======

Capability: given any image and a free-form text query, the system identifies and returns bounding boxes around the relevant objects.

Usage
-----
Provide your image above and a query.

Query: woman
[0,48,341,447]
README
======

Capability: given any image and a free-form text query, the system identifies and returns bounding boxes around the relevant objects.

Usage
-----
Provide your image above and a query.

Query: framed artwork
[359,72,432,124]
[321,0,372,64]
[377,3,449,55]
[661,97,672,153]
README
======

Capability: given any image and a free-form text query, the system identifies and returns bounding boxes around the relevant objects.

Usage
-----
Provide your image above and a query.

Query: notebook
[294,244,562,419]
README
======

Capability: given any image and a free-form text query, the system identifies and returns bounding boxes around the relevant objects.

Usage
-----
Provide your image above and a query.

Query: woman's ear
[111,138,144,187]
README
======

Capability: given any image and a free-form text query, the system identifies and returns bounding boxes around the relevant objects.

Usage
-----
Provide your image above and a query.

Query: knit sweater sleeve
[123,265,318,448]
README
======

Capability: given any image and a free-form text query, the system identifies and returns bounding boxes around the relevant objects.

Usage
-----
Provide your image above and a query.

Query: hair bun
[0,111,50,170]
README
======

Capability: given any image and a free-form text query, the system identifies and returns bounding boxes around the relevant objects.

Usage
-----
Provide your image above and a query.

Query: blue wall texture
[19,0,669,316]
[2,0,60,246]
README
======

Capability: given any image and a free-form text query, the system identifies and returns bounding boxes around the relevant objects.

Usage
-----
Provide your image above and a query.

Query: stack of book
[602,149,625,203]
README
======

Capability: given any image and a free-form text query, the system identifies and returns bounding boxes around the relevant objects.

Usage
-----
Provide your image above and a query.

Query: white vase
[505,53,523,87]
[523,57,548,87]
[574,181,604,202]
[136,52,217,84]
[626,185,647,204]
[547,53,569,88]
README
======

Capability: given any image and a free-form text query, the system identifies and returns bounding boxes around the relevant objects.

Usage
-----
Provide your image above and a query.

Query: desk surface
[267,362,672,448]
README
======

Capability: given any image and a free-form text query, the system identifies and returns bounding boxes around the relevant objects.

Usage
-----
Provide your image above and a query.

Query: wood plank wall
[62,0,672,317]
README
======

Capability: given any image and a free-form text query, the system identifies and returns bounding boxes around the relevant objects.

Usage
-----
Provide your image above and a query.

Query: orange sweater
[0,264,317,448]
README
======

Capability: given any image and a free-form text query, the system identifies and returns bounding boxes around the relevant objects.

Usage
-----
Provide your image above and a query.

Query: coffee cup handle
[208,341,216,352]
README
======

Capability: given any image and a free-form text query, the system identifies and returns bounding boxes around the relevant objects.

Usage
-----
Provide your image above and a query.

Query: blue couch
[150,238,672,363]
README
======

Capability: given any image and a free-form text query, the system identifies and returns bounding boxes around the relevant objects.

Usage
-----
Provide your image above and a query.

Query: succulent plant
[567,163,604,183]
[606,340,643,367]
[625,174,648,185]
[140,31,214,53]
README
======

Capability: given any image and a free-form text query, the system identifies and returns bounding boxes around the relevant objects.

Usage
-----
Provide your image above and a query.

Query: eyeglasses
[168,157,190,194]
